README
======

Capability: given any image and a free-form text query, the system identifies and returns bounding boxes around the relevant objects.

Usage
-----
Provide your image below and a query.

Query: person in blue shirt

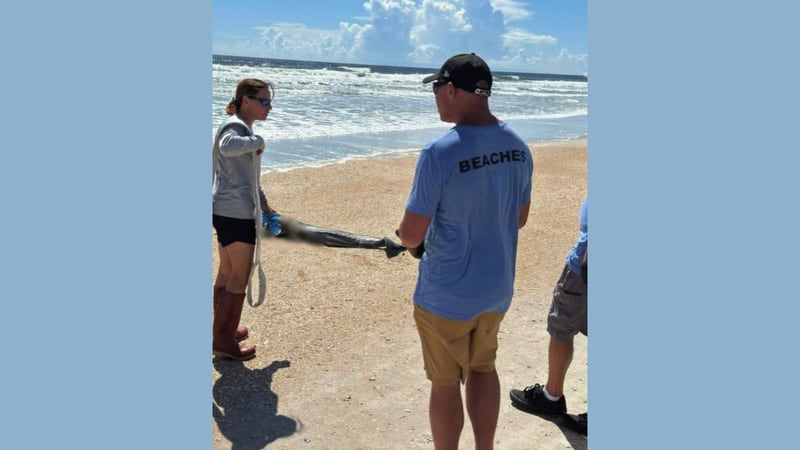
[509,195,588,436]
[397,53,533,450]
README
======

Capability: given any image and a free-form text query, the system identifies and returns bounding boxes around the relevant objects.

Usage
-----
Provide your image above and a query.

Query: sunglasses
[432,80,449,93]
[247,96,272,106]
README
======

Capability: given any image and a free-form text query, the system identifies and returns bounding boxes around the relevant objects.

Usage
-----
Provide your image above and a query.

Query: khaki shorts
[413,304,505,385]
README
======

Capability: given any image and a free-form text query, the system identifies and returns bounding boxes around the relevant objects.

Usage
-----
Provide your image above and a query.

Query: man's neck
[456,111,498,126]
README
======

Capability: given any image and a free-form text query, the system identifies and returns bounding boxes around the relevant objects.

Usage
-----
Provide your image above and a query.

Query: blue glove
[262,211,282,236]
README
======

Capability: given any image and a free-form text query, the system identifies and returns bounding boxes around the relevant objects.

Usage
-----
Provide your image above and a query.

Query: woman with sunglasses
[211,78,275,360]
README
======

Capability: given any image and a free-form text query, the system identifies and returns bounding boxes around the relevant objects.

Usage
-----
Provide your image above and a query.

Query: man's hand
[397,229,424,259]
[407,241,425,259]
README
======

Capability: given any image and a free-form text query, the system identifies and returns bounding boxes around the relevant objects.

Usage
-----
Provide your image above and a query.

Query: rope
[246,147,267,307]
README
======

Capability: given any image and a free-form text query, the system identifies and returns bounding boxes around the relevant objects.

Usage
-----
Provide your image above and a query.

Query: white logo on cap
[443,70,450,78]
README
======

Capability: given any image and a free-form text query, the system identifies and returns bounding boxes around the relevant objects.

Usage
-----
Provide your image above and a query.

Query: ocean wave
[336,65,372,75]
[213,57,587,169]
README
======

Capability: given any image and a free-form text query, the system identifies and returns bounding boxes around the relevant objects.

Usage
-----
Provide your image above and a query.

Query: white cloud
[246,22,348,62]
[216,32,251,41]
[407,43,442,62]
[213,0,587,75]
[503,27,556,45]
[347,0,417,62]
[408,1,471,64]
[489,46,587,75]
[489,0,533,24]
[407,0,507,65]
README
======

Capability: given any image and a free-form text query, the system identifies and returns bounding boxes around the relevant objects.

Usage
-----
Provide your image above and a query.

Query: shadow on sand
[530,412,587,450]
[213,359,300,449]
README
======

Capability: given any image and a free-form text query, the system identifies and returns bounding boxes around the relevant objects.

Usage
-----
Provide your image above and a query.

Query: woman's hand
[260,199,274,215]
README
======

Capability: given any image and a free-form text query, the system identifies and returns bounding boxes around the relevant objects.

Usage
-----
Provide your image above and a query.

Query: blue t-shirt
[567,196,588,275]
[406,122,533,320]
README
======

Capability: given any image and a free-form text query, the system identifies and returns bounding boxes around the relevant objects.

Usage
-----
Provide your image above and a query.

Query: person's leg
[214,243,249,341]
[214,242,232,289]
[544,266,585,397]
[429,381,463,450]
[213,288,255,360]
[221,241,254,294]
[413,305,470,450]
[213,241,256,360]
[545,336,574,397]
[466,369,499,450]
[509,265,582,414]
[464,310,504,449]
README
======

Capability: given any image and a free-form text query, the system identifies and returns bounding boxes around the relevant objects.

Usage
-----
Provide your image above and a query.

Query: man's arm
[397,209,432,250]
[518,202,531,229]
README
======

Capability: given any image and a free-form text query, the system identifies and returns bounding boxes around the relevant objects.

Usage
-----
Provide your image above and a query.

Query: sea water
[212,55,587,173]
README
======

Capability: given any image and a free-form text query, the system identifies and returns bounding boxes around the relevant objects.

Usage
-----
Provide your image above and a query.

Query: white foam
[212,62,587,168]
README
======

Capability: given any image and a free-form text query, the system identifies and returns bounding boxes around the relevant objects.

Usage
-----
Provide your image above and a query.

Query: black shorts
[213,214,256,246]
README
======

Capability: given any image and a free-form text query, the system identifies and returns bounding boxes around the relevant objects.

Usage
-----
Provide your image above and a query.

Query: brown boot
[212,290,256,361]
[213,286,249,342]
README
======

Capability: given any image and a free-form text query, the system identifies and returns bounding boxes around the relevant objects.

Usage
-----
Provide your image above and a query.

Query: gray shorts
[547,265,588,340]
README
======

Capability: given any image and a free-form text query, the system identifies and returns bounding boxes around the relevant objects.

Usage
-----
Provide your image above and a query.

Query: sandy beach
[212,140,587,449]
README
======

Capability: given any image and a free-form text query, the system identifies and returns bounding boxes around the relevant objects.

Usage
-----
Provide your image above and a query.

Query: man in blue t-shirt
[509,196,588,436]
[397,52,533,450]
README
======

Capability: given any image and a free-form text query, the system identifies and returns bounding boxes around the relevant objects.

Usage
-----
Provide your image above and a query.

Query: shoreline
[261,136,588,174]
[213,140,588,449]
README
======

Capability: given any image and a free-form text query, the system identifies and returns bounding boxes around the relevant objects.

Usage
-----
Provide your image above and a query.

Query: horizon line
[212,53,587,80]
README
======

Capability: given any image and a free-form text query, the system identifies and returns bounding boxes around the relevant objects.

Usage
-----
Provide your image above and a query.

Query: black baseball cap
[422,52,492,97]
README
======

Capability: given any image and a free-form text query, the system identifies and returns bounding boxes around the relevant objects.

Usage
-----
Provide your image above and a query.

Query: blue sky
[213,0,587,75]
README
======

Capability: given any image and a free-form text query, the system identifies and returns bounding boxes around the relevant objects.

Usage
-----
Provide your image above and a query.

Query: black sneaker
[561,412,587,436]
[509,383,567,415]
